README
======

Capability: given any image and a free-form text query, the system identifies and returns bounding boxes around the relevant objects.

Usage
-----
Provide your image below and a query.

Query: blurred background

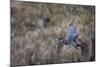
[11,1,95,66]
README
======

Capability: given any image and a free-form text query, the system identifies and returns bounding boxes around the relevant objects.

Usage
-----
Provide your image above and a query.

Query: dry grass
[11,1,95,67]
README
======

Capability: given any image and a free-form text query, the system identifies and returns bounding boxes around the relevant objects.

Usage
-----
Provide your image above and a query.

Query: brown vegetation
[11,1,95,67]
